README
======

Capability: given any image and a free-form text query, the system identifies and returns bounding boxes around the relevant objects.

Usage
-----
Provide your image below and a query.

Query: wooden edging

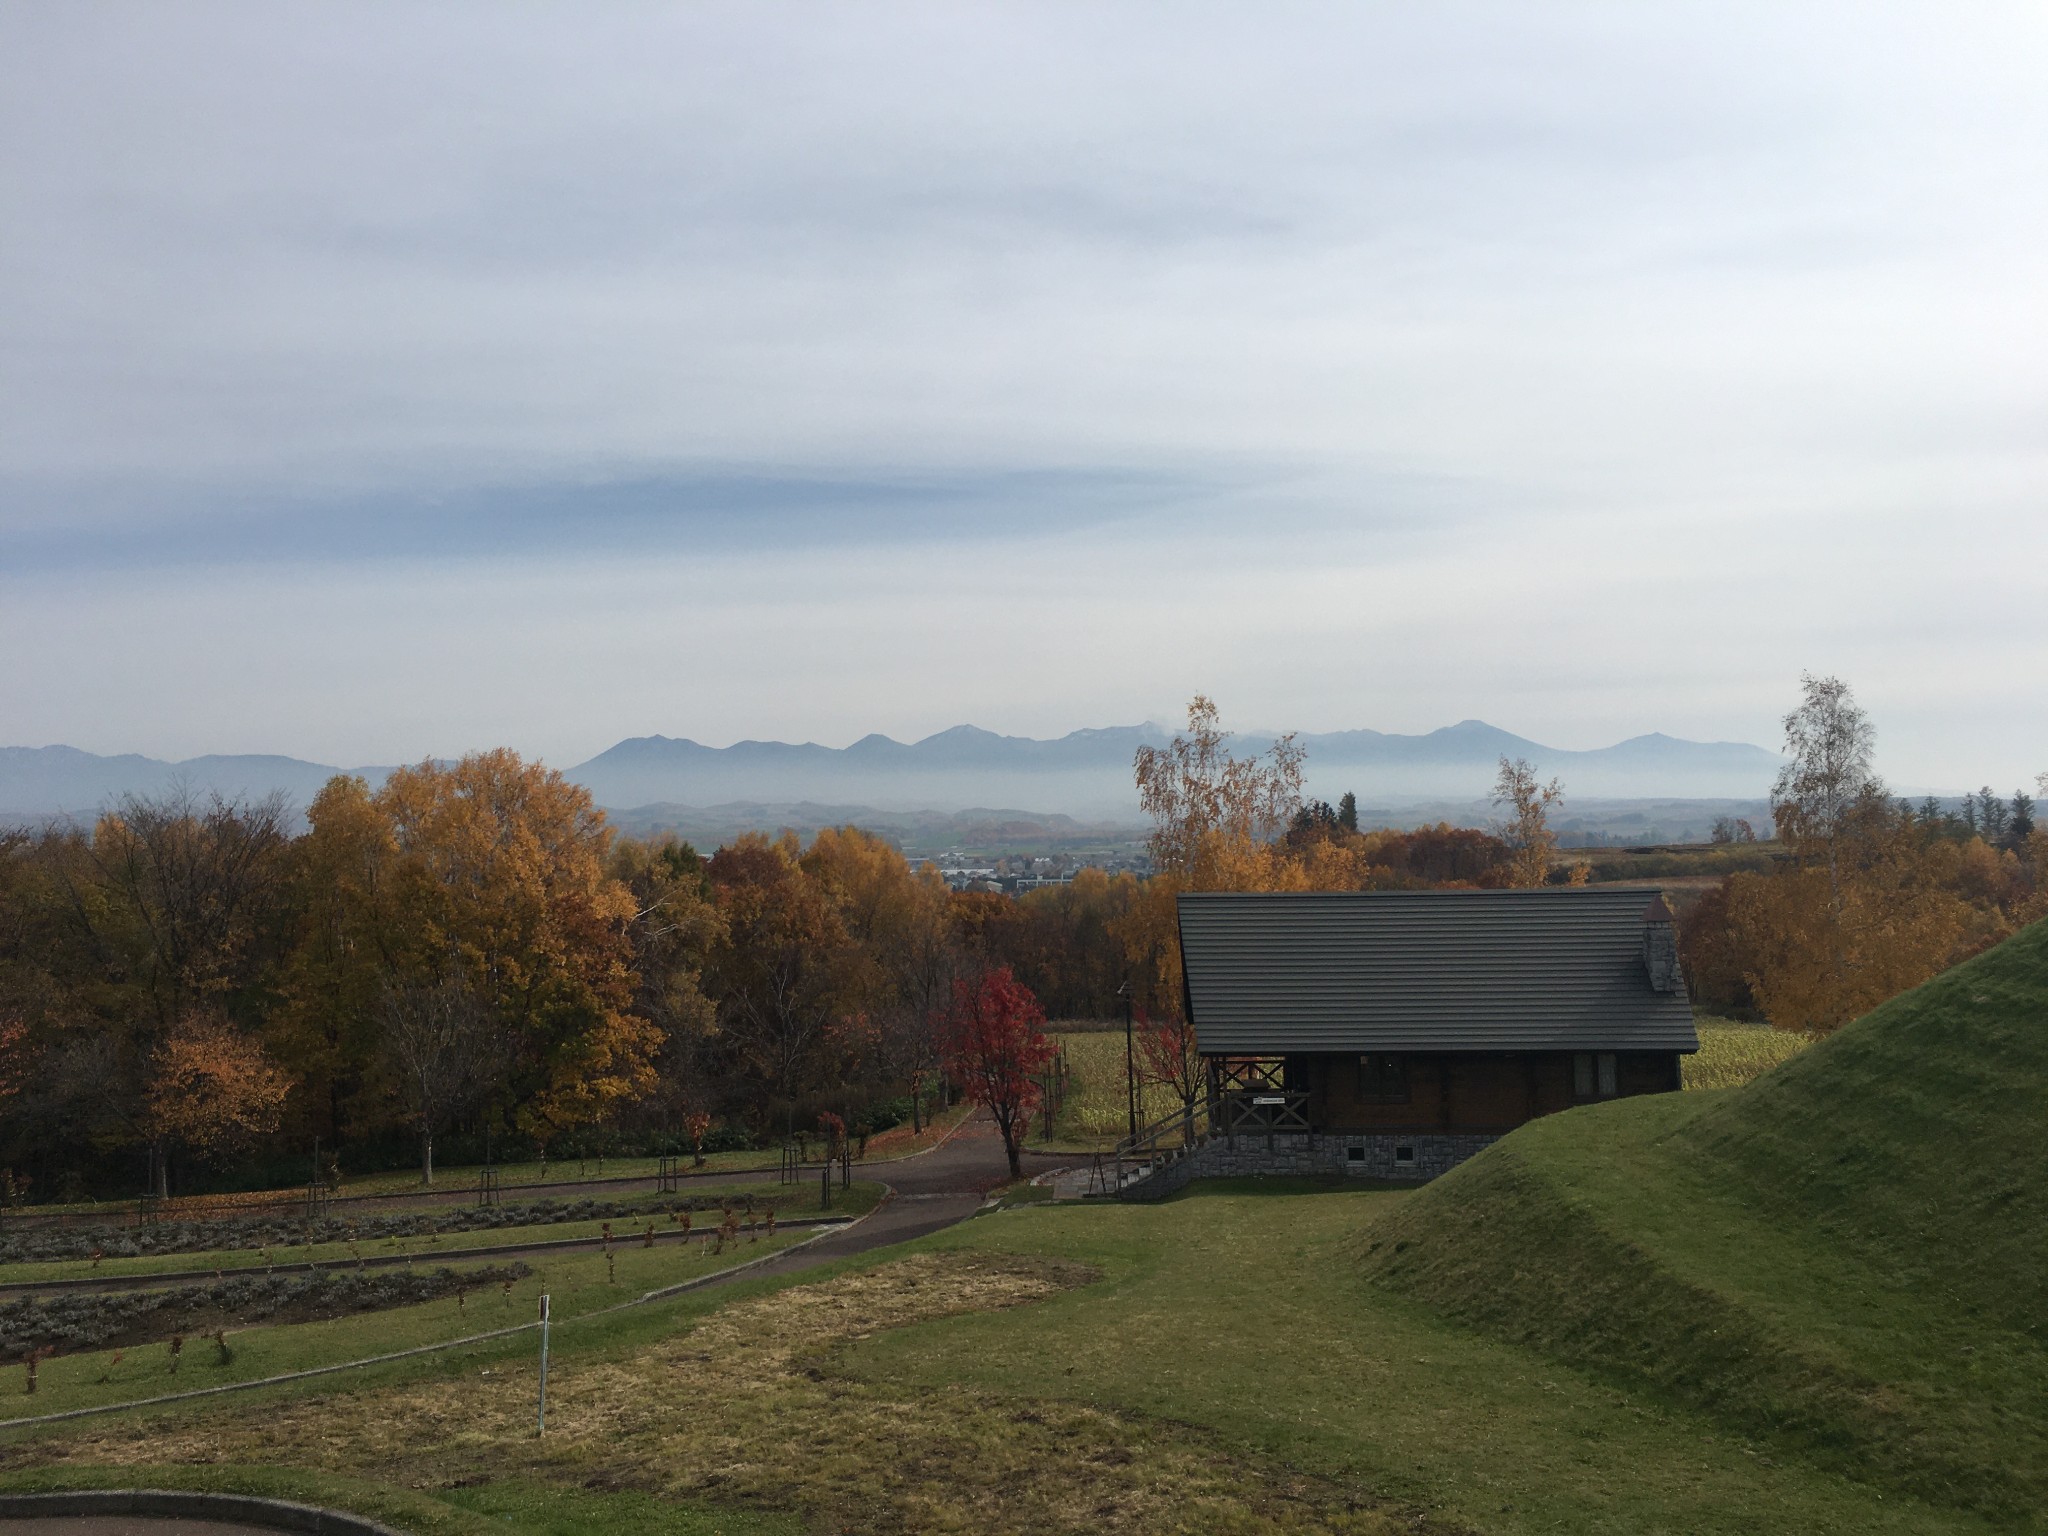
[0,1215,852,1297]
[0,1489,408,1536]
[0,1213,873,1433]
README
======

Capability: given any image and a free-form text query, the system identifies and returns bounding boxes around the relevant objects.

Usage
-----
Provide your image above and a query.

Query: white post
[536,1293,551,1436]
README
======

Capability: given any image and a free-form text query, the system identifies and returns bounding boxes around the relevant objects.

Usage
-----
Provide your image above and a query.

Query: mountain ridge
[0,719,1784,821]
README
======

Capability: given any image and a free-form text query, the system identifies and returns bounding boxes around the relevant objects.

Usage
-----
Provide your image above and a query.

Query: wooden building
[1167,887,1697,1182]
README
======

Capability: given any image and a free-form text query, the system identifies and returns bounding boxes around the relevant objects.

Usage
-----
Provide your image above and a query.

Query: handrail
[1113,1098,1209,1160]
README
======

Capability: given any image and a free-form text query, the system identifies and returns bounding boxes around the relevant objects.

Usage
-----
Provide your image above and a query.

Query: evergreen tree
[1978,786,2008,845]
[1337,791,1358,834]
[2009,790,2035,846]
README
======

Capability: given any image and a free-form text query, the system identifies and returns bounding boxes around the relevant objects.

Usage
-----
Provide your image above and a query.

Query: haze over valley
[0,717,1782,838]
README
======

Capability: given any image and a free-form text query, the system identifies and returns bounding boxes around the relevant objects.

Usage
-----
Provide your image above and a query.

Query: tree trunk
[420,1123,434,1187]
[999,1112,1022,1179]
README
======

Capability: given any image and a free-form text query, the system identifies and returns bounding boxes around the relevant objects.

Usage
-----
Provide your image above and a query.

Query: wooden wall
[1288,1050,1681,1135]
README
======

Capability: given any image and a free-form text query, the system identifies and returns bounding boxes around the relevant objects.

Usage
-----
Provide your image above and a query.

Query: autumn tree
[1708,675,1985,1032]
[1134,1006,1203,1145]
[801,828,960,1131]
[376,751,654,1145]
[142,1011,293,1194]
[83,789,296,1030]
[608,836,723,1144]
[272,774,398,1145]
[1135,696,1305,886]
[1491,757,1568,888]
[1122,696,1307,1020]
[938,966,1053,1178]
[0,1013,27,1109]
[1772,673,1880,900]
[380,971,497,1185]
[704,833,856,1132]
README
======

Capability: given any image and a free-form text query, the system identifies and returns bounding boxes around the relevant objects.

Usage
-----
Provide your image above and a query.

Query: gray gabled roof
[1177,888,1699,1055]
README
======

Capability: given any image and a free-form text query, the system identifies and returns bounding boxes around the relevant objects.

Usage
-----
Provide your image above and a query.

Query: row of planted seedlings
[5,1190,824,1404]
[0,1188,806,1269]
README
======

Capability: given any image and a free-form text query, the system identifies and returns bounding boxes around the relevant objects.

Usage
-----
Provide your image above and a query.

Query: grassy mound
[1361,917,2048,1526]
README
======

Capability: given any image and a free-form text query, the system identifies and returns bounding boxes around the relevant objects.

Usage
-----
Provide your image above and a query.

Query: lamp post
[1119,981,1136,1142]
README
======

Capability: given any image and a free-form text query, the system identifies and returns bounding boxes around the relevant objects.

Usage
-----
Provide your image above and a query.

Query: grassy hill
[1361,916,2048,1527]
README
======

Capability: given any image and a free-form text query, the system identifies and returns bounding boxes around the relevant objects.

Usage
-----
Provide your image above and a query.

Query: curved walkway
[679,1112,1074,1292]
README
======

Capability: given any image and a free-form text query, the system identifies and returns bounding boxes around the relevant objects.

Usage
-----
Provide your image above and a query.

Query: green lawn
[1363,916,2048,1531]
[2,1177,2013,1535]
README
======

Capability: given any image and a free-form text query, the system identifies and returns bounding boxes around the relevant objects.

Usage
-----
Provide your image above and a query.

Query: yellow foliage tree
[1121,698,1307,1017]
[375,751,654,1142]
[143,1011,292,1191]
[1724,677,1980,1031]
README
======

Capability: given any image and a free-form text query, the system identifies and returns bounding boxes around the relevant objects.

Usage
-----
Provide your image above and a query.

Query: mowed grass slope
[1362,916,2048,1527]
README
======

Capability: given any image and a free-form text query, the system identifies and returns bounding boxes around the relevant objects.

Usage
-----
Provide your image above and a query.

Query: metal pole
[1122,985,1136,1142]
[536,1293,551,1436]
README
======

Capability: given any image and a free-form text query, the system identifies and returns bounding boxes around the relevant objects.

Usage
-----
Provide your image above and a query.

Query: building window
[1346,1144,1365,1163]
[1356,1054,1409,1103]
[1574,1052,1620,1099]
[1393,1144,1416,1168]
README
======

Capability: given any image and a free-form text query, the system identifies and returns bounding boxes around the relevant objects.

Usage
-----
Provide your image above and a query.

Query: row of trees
[6,681,2027,1196]
[1680,676,2045,1031]
[0,748,1205,1198]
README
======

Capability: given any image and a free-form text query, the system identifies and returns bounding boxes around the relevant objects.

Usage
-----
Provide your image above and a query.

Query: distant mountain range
[0,719,1783,823]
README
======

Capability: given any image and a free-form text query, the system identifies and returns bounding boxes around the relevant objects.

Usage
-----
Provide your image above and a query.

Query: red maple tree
[1134,1006,1205,1145]
[938,966,1054,1178]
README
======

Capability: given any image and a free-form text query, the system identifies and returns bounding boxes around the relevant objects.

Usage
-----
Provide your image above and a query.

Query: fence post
[536,1293,551,1436]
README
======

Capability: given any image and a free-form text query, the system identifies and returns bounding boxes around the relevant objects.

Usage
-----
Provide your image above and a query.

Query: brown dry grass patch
[7,1251,1440,1535]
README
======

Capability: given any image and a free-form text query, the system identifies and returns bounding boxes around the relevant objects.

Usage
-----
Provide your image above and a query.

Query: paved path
[677,1112,1075,1293]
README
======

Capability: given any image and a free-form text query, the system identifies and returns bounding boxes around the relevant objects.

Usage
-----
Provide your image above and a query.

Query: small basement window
[1356,1054,1410,1103]
[1574,1052,1620,1100]
[1393,1144,1416,1168]
[1346,1144,1365,1163]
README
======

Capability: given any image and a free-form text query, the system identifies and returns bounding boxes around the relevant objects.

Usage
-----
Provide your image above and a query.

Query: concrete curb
[0,1489,406,1536]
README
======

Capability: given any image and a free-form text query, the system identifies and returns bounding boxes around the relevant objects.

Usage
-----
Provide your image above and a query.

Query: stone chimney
[1642,894,1682,994]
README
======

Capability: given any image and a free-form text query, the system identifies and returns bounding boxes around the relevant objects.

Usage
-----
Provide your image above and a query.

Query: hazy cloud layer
[3,2,2043,789]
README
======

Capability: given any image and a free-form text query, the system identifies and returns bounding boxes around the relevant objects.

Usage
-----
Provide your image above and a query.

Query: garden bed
[1,1262,530,1361]
[0,1195,769,1266]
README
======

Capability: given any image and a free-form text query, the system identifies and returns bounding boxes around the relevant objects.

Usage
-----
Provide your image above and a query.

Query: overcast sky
[3,2,2043,791]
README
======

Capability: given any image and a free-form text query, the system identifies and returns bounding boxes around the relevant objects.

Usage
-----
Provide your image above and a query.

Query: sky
[2,2,2044,792]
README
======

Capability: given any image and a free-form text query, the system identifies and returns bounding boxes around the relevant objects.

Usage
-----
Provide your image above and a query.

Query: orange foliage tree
[1698,676,2015,1031]
[705,833,857,1132]
[371,751,653,1145]
[142,1012,292,1193]
[1120,697,1308,1019]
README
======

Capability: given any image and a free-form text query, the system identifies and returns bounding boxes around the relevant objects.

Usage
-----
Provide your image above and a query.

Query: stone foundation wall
[1122,1130,1498,1199]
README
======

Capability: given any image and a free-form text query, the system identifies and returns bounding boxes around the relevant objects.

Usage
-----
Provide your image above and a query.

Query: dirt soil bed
[0,1196,773,1266]
[1,1263,529,1362]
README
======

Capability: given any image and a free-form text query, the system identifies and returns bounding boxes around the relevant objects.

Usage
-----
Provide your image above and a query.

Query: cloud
[0,2,2043,787]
